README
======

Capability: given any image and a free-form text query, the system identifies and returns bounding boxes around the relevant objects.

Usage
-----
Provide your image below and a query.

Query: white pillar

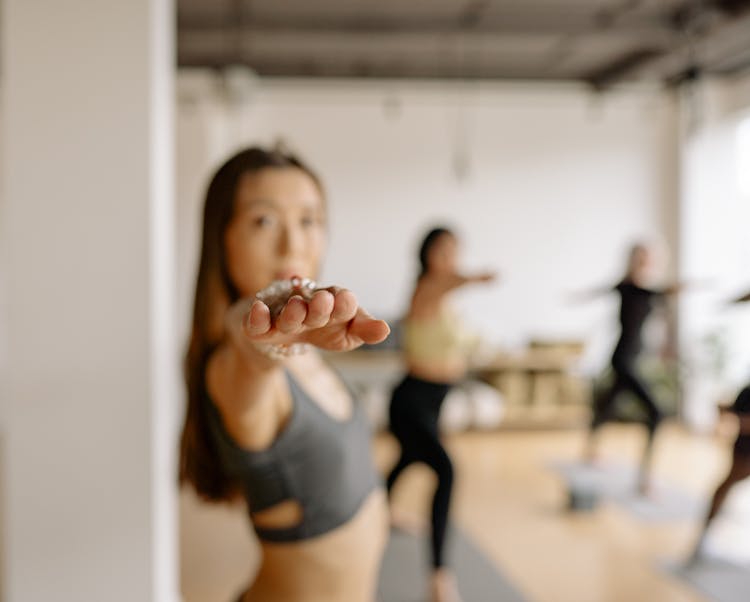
[0,1,178,601]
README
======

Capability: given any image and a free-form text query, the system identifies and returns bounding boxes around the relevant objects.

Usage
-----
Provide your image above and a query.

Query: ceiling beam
[629,10,750,84]
[176,55,573,81]
[578,2,750,87]
[177,12,679,41]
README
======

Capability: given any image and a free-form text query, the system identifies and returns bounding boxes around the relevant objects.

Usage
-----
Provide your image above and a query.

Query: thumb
[348,311,390,345]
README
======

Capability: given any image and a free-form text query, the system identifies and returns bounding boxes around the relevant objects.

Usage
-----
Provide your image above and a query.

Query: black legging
[590,355,664,438]
[386,375,454,568]
[704,452,750,526]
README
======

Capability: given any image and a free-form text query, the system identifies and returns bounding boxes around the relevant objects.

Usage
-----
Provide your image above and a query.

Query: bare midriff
[243,489,388,602]
[407,357,468,385]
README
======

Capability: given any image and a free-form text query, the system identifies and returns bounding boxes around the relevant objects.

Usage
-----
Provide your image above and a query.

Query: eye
[252,215,275,228]
[300,213,321,228]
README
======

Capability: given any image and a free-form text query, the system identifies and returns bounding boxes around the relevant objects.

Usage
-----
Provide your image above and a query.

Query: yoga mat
[378,527,526,602]
[548,460,706,521]
[663,558,750,602]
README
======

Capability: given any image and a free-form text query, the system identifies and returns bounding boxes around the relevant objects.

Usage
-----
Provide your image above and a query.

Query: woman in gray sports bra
[178,146,391,601]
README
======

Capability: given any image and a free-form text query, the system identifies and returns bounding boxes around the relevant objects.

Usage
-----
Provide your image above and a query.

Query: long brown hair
[178,146,322,501]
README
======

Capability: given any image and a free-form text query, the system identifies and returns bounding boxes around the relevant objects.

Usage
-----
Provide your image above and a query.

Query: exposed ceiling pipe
[583,0,750,89]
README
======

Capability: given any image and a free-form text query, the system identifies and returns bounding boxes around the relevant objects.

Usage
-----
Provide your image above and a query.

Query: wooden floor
[181,422,739,602]
[376,423,731,602]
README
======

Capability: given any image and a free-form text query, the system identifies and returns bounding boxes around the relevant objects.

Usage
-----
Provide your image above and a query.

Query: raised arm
[411,271,497,314]
[427,270,497,296]
[659,277,720,296]
[210,284,390,414]
[566,285,614,304]
[662,280,707,295]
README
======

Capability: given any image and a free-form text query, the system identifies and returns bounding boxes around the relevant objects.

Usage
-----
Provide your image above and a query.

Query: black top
[731,386,750,455]
[205,370,380,542]
[612,280,666,363]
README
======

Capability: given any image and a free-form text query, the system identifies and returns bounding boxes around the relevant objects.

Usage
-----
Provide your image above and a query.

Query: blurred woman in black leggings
[690,289,750,561]
[580,243,684,494]
[386,227,495,602]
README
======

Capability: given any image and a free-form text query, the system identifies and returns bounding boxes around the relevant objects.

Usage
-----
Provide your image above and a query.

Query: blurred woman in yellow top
[386,226,495,602]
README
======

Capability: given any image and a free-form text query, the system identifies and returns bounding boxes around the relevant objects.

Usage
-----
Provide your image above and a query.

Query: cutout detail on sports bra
[251,499,304,530]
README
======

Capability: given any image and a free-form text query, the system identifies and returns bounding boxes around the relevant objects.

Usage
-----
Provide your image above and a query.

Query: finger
[276,295,308,334]
[348,311,391,345]
[243,300,272,337]
[330,289,358,323]
[303,290,335,329]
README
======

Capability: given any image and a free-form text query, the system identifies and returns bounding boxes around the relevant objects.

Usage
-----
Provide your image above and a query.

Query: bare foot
[430,568,462,602]
[389,506,428,536]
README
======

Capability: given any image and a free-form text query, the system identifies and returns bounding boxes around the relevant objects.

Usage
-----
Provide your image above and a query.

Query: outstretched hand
[242,287,390,352]
[564,287,610,305]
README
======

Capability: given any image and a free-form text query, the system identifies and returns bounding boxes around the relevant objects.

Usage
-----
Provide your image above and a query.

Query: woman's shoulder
[410,277,449,316]
[205,343,256,432]
[205,342,231,405]
[617,279,660,297]
[206,338,286,395]
[204,342,290,438]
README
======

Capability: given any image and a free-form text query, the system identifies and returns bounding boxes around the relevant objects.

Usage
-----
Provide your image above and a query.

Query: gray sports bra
[205,370,379,542]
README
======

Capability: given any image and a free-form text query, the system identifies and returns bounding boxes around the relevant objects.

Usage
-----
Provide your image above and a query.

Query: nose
[277,221,304,258]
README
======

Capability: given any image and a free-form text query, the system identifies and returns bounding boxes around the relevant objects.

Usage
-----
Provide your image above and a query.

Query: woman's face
[224,167,326,298]
[427,233,458,276]
[629,246,655,282]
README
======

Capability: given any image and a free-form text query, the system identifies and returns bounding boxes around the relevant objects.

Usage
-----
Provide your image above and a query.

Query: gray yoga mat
[378,528,526,602]
[548,460,706,521]
[663,558,750,602]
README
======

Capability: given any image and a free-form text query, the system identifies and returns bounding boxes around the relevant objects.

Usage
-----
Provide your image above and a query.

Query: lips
[274,269,305,281]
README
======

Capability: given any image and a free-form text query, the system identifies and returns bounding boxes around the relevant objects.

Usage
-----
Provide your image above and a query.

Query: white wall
[1,1,179,600]
[177,73,679,372]
[680,114,750,384]
[677,76,750,429]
